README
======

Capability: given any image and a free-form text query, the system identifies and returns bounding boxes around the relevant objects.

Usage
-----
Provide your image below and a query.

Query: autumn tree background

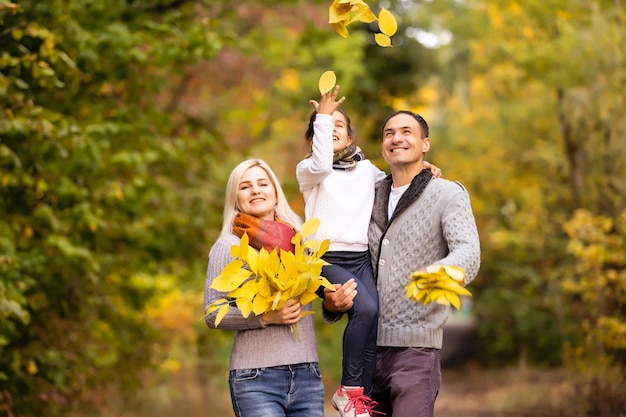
[1,1,625,416]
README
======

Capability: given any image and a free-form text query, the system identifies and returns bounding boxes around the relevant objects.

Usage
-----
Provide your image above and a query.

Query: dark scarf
[233,212,296,253]
[371,168,434,232]
[305,145,365,171]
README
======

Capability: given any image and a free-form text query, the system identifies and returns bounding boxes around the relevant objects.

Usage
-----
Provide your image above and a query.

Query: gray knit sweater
[204,234,319,370]
[368,172,481,349]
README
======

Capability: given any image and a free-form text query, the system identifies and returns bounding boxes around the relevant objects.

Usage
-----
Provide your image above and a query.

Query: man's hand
[323,278,358,313]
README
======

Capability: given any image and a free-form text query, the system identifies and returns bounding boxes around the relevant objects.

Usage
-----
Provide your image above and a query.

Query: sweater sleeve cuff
[315,113,332,123]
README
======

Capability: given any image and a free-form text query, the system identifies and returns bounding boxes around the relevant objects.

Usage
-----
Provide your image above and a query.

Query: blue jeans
[322,250,379,395]
[372,347,442,417]
[229,363,324,417]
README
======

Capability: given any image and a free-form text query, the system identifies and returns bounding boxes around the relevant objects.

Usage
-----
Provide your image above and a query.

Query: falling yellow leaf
[331,22,350,38]
[378,8,397,36]
[374,33,392,47]
[328,0,353,24]
[349,1,376,23]
[329,0,376,38]
[318,71,337,94]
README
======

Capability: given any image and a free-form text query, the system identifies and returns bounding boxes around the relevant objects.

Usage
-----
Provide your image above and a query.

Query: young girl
[296,87,440,417]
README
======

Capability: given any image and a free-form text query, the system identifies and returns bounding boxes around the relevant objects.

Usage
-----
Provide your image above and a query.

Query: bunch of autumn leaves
[207,219,334,327]
[329,0,398,47]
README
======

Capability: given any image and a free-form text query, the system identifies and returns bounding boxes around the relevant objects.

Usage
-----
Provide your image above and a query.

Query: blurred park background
[1,0,625,416]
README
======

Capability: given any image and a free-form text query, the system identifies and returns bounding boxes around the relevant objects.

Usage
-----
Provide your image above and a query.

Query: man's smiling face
[382,112,430,168]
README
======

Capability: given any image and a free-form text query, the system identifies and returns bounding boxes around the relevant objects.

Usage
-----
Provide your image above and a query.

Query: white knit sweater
[296,114,386,252]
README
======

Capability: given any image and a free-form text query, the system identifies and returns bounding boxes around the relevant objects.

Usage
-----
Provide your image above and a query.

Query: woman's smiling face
[236,166,277,221]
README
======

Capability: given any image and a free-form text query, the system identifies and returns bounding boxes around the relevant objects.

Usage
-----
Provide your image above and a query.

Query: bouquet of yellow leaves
[406,265,471,310]
[206,219,335,329]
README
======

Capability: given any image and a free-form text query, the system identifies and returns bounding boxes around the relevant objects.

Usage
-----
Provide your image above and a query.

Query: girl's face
[236,166,277,221]
[331,111,353,153]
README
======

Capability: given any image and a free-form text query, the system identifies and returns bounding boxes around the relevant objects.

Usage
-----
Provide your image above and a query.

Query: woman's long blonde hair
[219,159,303,239]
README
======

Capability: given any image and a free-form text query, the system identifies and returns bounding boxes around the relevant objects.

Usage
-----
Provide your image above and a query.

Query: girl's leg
[322,251,379,389]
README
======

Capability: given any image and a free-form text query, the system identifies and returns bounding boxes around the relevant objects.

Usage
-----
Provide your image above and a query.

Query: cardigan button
[379,259,386,266]
[382,238,389,245]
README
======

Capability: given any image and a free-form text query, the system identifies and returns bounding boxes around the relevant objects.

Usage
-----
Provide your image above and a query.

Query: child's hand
[424,161,442,178]
[309,85,345,115]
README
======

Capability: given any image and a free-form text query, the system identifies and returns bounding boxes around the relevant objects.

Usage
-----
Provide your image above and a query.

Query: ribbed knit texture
[204,234,319,370]
[368,175,481,349]
[296,114,386,252]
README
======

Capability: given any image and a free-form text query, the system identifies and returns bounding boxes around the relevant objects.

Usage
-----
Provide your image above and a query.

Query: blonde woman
[204,158,356,417]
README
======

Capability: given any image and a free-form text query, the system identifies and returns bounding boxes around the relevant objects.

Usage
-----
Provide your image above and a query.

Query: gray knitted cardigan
[204,234,319,370]
[368,171,481,349]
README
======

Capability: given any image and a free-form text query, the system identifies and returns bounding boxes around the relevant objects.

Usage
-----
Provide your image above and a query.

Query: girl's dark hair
[304,108,354,142]
[382,110,429,138]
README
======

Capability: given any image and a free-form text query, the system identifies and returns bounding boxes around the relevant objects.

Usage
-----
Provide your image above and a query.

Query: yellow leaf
[210,261,250,292]
[236,298,253,318]
[214,305,229,326]
[444,291,461,309]
[416,289,428,303]
[331,22,350,38]
[258,249,280,281]
[317,239,330,257]
[280,250,297,274]
[271,292,282,310]
[231,233,250,260]
[258,277,271,297]
[350,3,376,24]
[301,218,321,239]
[441,280,472,296]
[436,295,451,306]
[300,291,318,305]
[443,265,465,282]
[245,245,261,274]
[378,8,397,36]
[374,33,392,47]
[252,295,272,315]
[318,71,337,95]
[329,1,352,24]
[426,264,443,274]
[406,282,416,299]
[230,279,259,299]
[318,276,336,291]
[205,298,229,315]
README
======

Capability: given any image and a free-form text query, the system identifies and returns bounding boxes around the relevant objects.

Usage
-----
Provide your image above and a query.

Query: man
[368,111,481,417]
